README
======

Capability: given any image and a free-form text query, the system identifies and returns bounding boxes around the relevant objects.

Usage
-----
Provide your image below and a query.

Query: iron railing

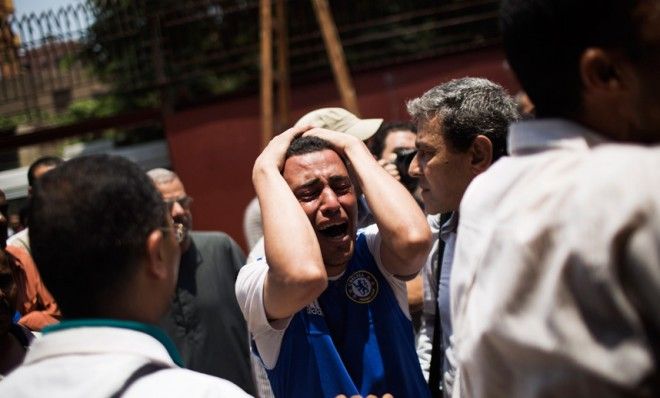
[0,0,500,126]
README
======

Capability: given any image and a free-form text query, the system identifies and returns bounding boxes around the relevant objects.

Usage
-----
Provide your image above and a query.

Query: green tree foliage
[80,0,499,111]
[82,0,260,110]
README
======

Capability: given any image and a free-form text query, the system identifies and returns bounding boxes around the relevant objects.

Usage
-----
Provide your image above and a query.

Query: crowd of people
[0,0,659,396]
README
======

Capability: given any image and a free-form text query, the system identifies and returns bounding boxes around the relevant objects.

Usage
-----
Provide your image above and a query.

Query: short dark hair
[500,0,641,118]
[286,136,336,159]
[368,121,417,158]
[27,156,64,187]
[407,77,519,162]
[29,155,168,318]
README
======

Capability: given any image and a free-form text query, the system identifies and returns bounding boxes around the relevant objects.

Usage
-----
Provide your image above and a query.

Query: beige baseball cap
[294,107,383,141]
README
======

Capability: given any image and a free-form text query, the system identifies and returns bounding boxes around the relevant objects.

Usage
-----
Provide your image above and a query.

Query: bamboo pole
[260,0,274,149]
[275,0,290,129]
[311,0,360,116]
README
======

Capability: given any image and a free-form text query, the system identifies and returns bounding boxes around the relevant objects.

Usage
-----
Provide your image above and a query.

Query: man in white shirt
[0,155,250,398]
[406,78,519,397]
[451,0,660,396]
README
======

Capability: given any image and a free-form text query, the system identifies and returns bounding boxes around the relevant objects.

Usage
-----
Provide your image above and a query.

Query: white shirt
[0,324,251,398]
[417,214,442,380]
[417,213,459,394]
[7,228,30,253]
[246,236,265,264]
[236,224,409,369]
[451,119,660,397]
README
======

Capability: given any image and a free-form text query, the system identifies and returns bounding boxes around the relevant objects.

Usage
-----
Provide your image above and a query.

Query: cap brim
[345,118,383,141]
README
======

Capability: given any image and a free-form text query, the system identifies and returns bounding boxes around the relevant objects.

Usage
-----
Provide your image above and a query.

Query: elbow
[299,267,328,299]
[278,265,328,302]
[398,226,433,273]
[407,225,433,260]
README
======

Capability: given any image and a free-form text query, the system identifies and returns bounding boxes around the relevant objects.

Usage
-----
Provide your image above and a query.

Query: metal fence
[0,0,500,126]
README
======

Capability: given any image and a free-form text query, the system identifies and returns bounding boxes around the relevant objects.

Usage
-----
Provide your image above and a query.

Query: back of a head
[27,156,64,188]
[500,0,639,118]
[29,155,167,318]
[407,77,519,161]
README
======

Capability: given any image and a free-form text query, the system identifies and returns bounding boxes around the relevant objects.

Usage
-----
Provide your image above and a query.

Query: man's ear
[580,48,623,94]
[145,229,167,280]
[579,47,637,139]
[469,135,493,174]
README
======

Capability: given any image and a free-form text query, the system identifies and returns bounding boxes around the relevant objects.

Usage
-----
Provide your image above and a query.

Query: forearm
[407,274,424,313]
[345,142,431,275]
[253,165,327,319]
[19,311,59,331]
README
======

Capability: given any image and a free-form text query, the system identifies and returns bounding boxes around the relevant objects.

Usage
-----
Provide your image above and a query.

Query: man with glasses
[147,168,255,396]
[0,155,249,397]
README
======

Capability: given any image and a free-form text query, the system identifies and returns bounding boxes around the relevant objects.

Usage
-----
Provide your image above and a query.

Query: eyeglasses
[161,222,185,244]
[164,196,193,211]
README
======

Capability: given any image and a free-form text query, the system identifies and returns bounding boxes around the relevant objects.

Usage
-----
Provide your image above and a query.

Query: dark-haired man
[236,126,432,397]
[5,156,63,331]
[406,78,518,397]
[369,121,417,185]
[147,168,256,395]
[7,155,63,253]
[451,1,660,396]
[0,155,250,397]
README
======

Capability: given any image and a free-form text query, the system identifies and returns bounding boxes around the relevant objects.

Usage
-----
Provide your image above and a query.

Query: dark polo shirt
[160,231,255,395]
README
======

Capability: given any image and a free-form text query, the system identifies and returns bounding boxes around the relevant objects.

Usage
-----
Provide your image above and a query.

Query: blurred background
[0,0,517,249]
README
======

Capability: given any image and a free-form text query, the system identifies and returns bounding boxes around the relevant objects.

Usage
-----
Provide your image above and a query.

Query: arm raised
[253,126,327,321]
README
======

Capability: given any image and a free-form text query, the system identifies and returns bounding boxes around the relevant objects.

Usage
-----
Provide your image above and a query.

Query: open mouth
[318,222,348,238]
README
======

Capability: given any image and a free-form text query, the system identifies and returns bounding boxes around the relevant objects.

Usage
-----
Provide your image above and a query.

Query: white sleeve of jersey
[235,259,291,369]
[361,224,410,319]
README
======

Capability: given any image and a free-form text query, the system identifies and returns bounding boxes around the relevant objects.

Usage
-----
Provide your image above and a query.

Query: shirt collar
[36,318,184,367]
[509,118,608,156]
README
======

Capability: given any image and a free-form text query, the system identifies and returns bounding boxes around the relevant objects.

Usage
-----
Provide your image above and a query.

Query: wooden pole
[260,0,273,149]
[275,0,290,129]
[311,0,360,116]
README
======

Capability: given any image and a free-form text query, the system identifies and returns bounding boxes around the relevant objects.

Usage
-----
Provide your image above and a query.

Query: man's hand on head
[254,125,314,173]
[303,127,363,155]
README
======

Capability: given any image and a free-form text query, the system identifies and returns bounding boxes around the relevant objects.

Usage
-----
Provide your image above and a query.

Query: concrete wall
[165,46,519,251]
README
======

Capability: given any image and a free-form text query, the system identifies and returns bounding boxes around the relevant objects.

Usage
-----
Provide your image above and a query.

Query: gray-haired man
[147,168,256,395]
[406,78,519,397]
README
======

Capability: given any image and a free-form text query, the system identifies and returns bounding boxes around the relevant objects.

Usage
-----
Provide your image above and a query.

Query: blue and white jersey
[236,225,430,398]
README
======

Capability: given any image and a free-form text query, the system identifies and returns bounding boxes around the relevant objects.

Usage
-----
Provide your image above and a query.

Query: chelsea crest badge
[346,270,378,304]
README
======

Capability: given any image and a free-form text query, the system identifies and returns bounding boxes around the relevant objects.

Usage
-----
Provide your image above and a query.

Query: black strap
[428,213,451,397]
[108,362,169,398]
